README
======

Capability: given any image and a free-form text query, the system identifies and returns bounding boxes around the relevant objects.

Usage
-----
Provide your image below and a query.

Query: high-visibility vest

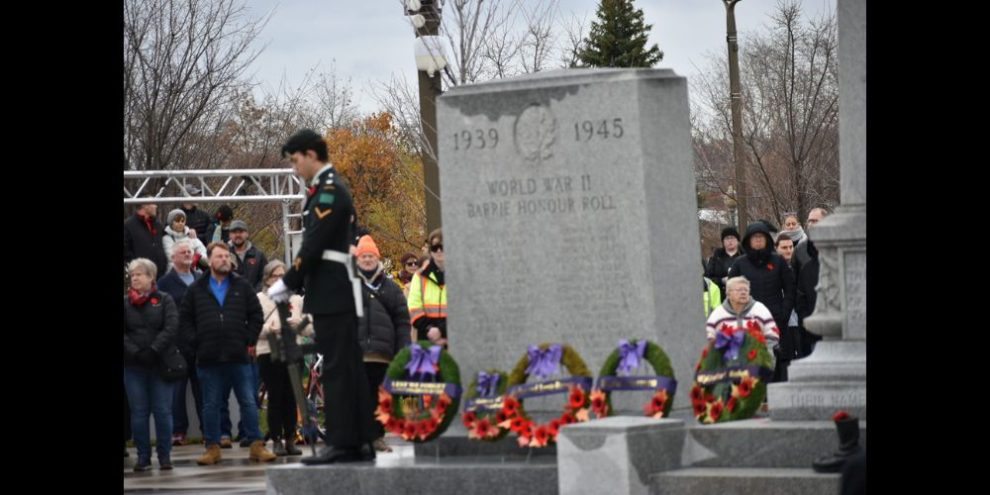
[703,277,721,318]
[408,270,447,324]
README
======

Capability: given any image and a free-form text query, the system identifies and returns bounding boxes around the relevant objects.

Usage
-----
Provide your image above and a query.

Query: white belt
[320,249,364,317]
[322,250,350,263]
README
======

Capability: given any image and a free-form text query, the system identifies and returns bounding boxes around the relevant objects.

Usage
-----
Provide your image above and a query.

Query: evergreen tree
[577,0,663,68]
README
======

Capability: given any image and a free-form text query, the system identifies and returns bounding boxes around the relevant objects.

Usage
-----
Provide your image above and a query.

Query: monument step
[682,418,866,468]
[650,467,840,495]
[267,455,558,495]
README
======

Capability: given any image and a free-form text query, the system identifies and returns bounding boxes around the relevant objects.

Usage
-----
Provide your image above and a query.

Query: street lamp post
[406,0,444,233]
[723,0,747,231]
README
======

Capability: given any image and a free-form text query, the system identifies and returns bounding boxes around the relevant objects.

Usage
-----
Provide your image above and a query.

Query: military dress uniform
[281,164,376,460]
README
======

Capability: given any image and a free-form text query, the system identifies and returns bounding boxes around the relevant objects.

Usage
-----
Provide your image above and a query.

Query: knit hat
[720,226,740,242]
[166,209,186,225]
[355,235,381,259]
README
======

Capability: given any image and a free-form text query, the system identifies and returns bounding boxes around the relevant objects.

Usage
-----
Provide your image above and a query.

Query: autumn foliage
[326,113,427,261]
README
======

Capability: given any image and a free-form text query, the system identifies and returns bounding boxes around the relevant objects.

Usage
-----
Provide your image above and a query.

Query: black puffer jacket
[123,214,168,278]
[728,222,796,329]
[231,243,268,291]
[179,272,263,365]
[180,206,213,241]
[705,247,744,295]
[123,291,179,368]
[794,239,820,322]
[357,267,412,359]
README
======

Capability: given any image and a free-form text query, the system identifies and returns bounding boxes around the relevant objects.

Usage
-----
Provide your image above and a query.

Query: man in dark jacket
[354,235,411,452]
[228,220,268,290]
[180,185,213,240]
[180,242,274,465]
[124,202,168,278]
[268,128,378,464]
[156,240,203,446]
[705,226,744,295]
[728,222,796,381]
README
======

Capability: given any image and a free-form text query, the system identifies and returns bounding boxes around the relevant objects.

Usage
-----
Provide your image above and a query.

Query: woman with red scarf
[123,258,179,471]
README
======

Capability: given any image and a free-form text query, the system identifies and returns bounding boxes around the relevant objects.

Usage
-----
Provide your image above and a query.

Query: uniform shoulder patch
[317,192,335,205]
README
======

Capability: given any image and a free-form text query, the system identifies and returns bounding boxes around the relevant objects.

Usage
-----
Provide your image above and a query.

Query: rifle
[273,302,321,455]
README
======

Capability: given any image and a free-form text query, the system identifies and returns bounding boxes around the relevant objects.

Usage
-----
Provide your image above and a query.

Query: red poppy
[495,410,509,424]
[417,420,434,440]
[462,411,477,428]
[709,400,724,421]
[422,395,433,408]
[568,386,586,410]
[651,391,668,412]
[560,412,576,425]
[738,377,754,398]
[307,185,317,196]
[704,392,715,403]
[150,297,159,305]
[832,410,851,422]
[690,386,704,402]
[402,421,418,440]
[510,417,528,433]
[473,418,494,438]
[379,396,392,412]
[693,401,706,416]
[548,419,562,437]
[533,426,551,446]
[767,262,775,271]
[502,396,520,416]
[385,417,399,432]
[747,349,758,361]
[591,390,608,416]
[726,397,737,413]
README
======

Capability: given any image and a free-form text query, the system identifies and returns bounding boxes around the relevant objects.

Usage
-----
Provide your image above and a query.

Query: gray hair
[262,260,287,287]
[726,276,750,292]
[127,257,157,280]
[171,240,193,260]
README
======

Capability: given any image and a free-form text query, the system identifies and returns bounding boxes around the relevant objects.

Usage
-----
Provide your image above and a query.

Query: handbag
[158,344,188,381]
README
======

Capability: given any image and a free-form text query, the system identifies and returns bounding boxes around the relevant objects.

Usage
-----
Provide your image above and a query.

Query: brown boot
[197,444,222,465]
[249,440,277,462]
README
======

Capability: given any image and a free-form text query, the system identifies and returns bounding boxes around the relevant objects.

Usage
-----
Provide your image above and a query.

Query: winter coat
[179,272,263,365]
[357,265,412,361]
[123,291,179,368]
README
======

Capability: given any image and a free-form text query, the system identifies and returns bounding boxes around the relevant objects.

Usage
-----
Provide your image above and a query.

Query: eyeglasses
[405,261,420,267]
[430,244,443,253]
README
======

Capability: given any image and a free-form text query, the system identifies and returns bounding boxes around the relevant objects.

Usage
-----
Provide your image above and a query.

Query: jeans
[123,366,175,462]
[198,362,262,446]
[218,359,258,438]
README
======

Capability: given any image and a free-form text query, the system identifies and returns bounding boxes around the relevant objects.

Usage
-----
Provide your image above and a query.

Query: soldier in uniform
[267,129,376,464]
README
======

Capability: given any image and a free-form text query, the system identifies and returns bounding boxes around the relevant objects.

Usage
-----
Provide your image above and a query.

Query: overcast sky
[242,0,834,114]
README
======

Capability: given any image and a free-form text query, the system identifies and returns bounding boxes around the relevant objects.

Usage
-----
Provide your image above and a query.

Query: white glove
[267,279,290,303]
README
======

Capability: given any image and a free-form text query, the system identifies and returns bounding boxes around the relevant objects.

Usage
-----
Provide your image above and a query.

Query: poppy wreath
[376,341,462,442]
[461,369,511,442]
[590,339,677,419]
[691,320,774,423]
[500,343,593,448]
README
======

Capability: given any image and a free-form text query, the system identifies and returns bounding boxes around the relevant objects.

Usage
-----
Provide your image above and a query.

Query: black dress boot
[272,436,287,456]
[813,415,863,473]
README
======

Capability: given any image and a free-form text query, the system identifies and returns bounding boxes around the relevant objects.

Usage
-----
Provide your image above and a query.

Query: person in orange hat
[354,235,411,452]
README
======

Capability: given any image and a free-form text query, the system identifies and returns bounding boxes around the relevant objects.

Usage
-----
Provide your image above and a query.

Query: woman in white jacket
[162,209,208,272]
[256,260,314,456]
